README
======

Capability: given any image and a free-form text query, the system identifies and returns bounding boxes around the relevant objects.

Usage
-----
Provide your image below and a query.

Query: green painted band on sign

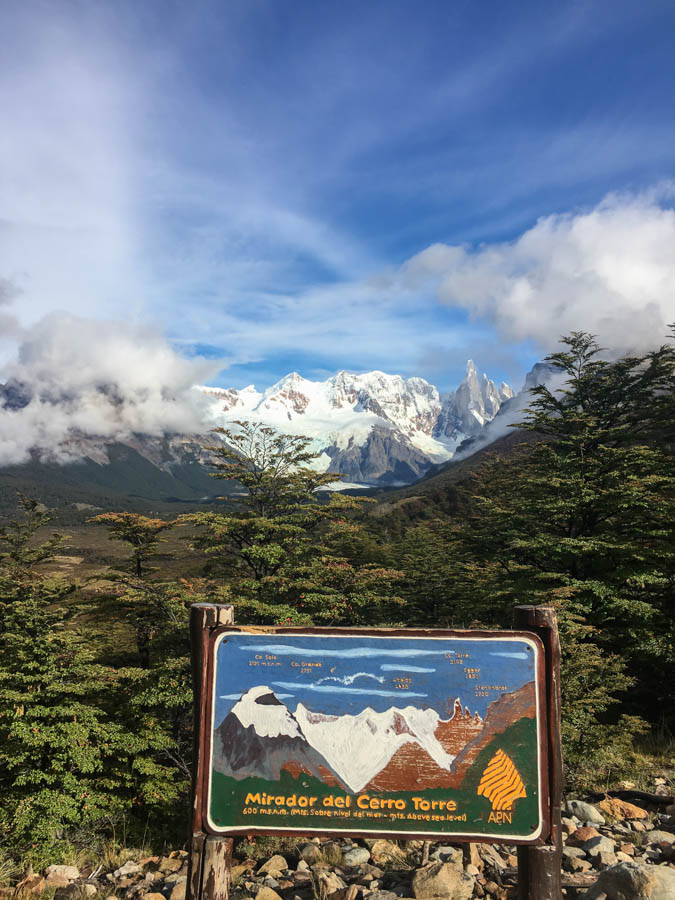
[205,630,546,841]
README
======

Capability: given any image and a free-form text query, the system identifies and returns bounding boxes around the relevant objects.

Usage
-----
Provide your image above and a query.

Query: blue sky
[1,0,674,394]
[213,632,537,726]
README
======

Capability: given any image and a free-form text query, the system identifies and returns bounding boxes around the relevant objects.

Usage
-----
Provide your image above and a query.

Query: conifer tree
[455,332,675,784]
[89,512,176,666]
[89,512,170,578]
[187,422,403,625]
[0,497,180,865]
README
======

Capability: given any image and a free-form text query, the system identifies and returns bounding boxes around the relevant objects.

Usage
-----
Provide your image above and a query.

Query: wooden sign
[198,627,549,844]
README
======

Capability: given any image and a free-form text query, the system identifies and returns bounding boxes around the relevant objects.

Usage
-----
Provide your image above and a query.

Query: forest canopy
[0,331,673,868]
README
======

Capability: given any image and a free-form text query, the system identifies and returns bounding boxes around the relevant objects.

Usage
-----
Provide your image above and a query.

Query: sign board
[199,628,549,844]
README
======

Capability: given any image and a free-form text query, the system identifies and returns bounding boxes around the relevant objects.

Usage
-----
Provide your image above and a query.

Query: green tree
[0,497,180,866]
[454,332,675,785]
[393,521,505,628]
[89,512,171,578]
[89,512,175,667]
[187,422,403,625]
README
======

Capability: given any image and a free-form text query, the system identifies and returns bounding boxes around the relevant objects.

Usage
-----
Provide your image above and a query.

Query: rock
[568,826,601,846]
[169,882,186,900]
[263,876,280,889]
[370,841,407,866]
[164,873,187,885]
[46,866,81,883]
[54,886,86,900]
[45,876,70,889]
[477,844,507,871]
[648,830,675,845]
[598,798,649,821]
[317,872,346,894]
[632,821,646,832]
[296,859,310,871]
[466,843,482,870]
[114,861,142,879]
[429,846,463,866]
[411,862,474,900]
[144,894,166,900]
[325,887,359,900]
[567,857,593,873]
[298,843,322,864]
[596,850,618,869]
[585,860,675,899]
[618,843,635,856]
[567,800,605,824]
[363,893,398,900]
[561,816,577,834]
[231,863,255,879]
[465,865,480,877]
[258,855,288,876]
[563,847,587,860]
[342,847,371,867]
[158,859,183,875]
[139,857,161,868]
[255,888,283,900]
[584,835,615,857]
[82,887,97,898]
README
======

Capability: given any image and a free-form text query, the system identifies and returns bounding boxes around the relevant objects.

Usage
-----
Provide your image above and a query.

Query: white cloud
[0,315,222,466]
[400,188,675,353]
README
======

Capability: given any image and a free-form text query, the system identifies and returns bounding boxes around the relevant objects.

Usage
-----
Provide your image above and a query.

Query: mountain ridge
[200,362,515,486]
[212,685,501,794]
[0,360,523,513]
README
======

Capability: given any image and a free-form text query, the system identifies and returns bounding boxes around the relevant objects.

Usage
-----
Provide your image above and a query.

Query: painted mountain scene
[207,631,544,840]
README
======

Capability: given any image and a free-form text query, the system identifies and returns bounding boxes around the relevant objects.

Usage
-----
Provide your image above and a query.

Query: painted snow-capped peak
[231,686,303,740]
[293,702,453,793]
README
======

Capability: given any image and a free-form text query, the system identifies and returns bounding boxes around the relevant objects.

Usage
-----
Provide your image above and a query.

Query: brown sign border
[196,625,550,846]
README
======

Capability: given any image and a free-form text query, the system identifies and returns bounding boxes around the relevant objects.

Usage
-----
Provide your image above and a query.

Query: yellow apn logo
[477,749,526,824]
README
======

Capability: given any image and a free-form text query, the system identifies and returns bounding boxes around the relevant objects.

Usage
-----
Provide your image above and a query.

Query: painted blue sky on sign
[212,633,536,726]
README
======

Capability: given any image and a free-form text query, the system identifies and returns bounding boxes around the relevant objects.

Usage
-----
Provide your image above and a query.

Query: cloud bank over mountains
[0,316,220,466]
[399,188,675,354]
[1,189,674,469]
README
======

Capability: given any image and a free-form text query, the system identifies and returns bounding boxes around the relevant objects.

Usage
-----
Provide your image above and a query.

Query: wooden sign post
[188,604,235,900]
[187,605,562,900]
[514,606,563,899]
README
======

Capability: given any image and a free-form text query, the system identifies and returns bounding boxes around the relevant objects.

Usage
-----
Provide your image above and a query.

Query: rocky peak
[434,362,514,442]
[200,362,514,487]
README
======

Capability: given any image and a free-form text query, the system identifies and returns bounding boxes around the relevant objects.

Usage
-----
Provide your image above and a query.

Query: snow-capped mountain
[434,361,514,442]
[0,362,517,506]
[212,686,485,794]
[200,363,514,486]
[213,686,344,786]
[294,702,453,793]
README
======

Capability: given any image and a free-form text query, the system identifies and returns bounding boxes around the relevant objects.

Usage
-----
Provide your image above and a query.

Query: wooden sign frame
[187,605,563,900]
